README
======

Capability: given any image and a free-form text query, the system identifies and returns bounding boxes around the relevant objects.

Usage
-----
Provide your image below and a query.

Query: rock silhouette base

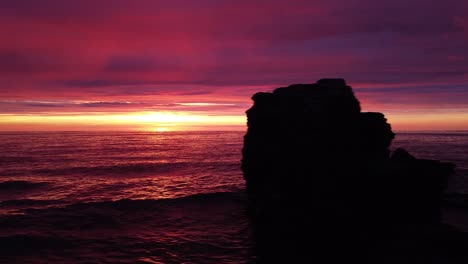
[242,79,464,263]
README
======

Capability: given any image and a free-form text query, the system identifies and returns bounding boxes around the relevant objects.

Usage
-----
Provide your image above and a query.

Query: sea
[0,131,467,263]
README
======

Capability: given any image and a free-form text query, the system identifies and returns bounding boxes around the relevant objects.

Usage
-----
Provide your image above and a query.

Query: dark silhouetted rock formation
[242,79,462,263]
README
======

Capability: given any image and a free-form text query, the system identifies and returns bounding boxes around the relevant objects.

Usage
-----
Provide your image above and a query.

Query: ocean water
[391,132,468,194]
[0,131,467,263]
[0,132,246,211]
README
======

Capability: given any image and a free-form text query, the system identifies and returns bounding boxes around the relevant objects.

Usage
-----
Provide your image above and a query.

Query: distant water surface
[391,132,468,193]
[0,131,246,213]
[0,131,467,263]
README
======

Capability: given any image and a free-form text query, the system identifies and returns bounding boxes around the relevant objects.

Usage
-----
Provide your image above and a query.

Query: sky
[0,0,467,131]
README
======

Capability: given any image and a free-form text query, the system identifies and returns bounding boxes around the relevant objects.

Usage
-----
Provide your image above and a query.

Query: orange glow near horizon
[384,112,468,131]
[1,108,467,132]
[0,111,246,131]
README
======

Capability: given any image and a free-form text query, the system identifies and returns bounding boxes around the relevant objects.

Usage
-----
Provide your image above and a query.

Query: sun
[154,127,170,132]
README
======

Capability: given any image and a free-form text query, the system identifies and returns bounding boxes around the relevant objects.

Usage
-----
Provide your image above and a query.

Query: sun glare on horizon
[0,111,246,131]
[154,127,170,132]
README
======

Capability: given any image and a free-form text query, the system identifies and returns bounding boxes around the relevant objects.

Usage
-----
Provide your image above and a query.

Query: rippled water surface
[392,132,468,193]
[0,131,246,212]
[0,131,467,263]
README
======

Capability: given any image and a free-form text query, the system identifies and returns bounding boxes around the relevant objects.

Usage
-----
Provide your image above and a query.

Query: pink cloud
[0,0,467,127]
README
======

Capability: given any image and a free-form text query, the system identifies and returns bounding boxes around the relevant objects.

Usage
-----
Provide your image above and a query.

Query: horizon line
[1,129,467,133]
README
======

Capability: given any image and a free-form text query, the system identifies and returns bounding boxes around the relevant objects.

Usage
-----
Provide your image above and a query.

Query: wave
[3,189,465,215]
[0,180,48,190]
[0,199,62,208]
[32,162,240,176]
[58,191,247,212]
[0,190,253,264]
[0,191,244,216]
[1,190,466,264]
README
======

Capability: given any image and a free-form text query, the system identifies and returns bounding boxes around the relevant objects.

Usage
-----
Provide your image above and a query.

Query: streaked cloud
[0,0,467,130]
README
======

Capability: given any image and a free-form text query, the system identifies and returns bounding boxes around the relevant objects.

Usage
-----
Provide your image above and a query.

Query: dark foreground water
[0,131,467,263]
